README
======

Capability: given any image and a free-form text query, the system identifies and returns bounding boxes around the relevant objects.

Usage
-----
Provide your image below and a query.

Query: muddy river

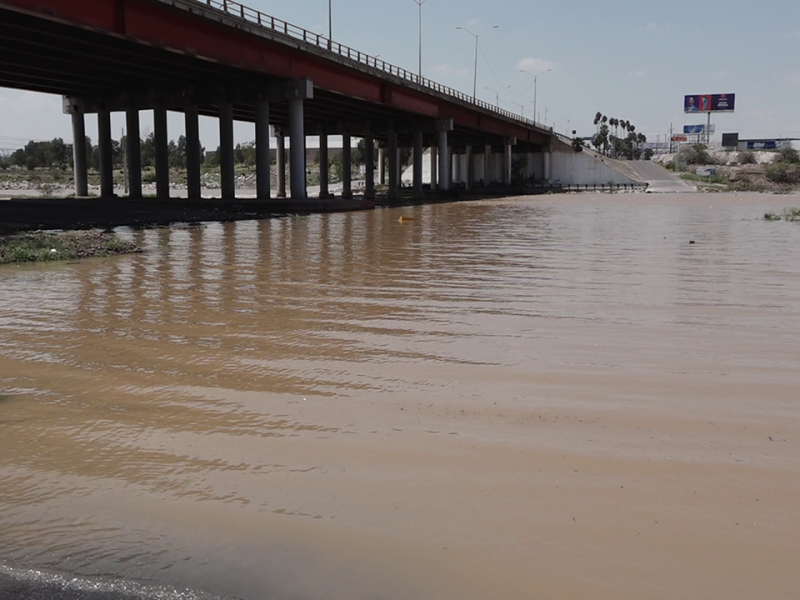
[1,192,799,600]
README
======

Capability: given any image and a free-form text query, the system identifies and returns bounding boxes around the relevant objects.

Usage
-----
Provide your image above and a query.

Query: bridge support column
[544,149,552,182]
[97,107,114,198]
[429,146,437,188]
[126,108,142,199]
[364,130,375,200]
[378,147,385,185]
[286,79,313,200]
[276,129,286,198]
[219,102,235,200]
[185,105,202,200]
[413,130,423,198]
[318,126,328,198]
[70,109,89,197]
[255,99,271,200]
[484,144,492,185]
[465,145,473,190]
[504,139,513,186]
[341,131,351,198]
[154,105,170,199]
[388,130,398,198]
[288,98,306,199]
[436,119,453,191]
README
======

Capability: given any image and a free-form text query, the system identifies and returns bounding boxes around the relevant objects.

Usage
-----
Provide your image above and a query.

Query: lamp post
[328,0,332,40]
[456,25,499,99]
[511,101,524,118]
[520,68,551,125]
[484,86,500,107]
[412,0,426,79]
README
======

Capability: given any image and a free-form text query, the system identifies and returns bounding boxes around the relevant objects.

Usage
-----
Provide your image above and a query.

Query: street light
[510,101,525,118]
[519,68,551,125]
[328,0,332,40]
[484,86,500,107]
[412,0,427,79]
[456,25,499,99]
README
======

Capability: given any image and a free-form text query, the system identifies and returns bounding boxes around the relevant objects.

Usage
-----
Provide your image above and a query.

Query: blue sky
[1,0,799,152]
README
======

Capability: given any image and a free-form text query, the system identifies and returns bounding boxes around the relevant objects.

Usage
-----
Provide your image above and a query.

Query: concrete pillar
[484,144,492,185]
[465,145,473,190]
[154,105,170,199]
[185,105,202,200]
[288,97,306,199]
[544,149,552,182]
[378,147,385,185]
[219,102,235,200]
[97,108,114,198]
[437,130,449,191]
[341,131,352,198]
[364,130,375,199]
[413,130,423,198]
[452,148,460,184]
[276,130,286,197]
[318,127,329,198]
[387,130,398,198]
[253,99,270,200]
[429,146,437,188]
[71,111,89,197]
[125,108,142,199]
[504,140,512,186]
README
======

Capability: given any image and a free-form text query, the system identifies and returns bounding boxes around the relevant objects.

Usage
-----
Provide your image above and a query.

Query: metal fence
[199,0,550,131]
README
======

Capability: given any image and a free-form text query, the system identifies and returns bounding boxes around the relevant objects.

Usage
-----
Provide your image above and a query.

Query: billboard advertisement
[684,124,716,134]
[684,94,735,113]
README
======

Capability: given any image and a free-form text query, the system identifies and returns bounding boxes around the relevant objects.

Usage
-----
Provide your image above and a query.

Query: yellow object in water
[398,216,419,223]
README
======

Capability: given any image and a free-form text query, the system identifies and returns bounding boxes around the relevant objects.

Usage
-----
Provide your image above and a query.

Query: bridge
[0,0,567,207]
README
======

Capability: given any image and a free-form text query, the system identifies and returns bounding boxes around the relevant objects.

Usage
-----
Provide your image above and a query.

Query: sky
[2,0,800,153]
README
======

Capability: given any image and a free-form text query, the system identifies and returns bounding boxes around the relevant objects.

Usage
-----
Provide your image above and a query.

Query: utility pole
[412,0,426,79]
[456,25,498,100]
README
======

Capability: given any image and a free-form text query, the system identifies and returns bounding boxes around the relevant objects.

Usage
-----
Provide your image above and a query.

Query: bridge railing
[201,0,551,133]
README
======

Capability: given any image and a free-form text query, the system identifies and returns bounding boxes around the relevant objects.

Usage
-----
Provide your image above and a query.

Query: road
[626,161,697,193]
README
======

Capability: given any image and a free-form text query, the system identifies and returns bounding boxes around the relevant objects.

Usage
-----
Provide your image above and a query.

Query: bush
[776,146,800,164]
[738,150,757,165]
[765,163,800,184]
[681,144,713,165]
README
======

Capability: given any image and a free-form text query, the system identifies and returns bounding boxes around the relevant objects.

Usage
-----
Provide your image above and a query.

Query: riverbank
[0,230,142,264]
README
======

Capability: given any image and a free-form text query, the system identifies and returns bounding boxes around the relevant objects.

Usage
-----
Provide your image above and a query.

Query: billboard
[683,124,716,134]
[684,94,735,113]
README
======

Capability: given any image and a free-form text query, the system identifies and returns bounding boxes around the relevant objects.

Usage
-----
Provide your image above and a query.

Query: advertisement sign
[746,141,778,150]
[671,135,688,142]
[683,124,716,134]
[684,94,736,113]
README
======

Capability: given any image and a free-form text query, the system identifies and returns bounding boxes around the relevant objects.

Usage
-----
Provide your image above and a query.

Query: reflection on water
[1,193,800,600]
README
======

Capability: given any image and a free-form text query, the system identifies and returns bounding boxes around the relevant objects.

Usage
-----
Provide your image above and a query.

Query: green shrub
[776,146,800,164]
[765,163,794,184]
[738,150,757,165]
[681,144,713,165]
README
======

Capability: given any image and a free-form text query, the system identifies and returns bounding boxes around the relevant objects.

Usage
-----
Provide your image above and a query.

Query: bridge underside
[0,0,554,203]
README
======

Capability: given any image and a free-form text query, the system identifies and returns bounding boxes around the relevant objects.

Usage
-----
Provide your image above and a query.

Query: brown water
[1,192,799,600]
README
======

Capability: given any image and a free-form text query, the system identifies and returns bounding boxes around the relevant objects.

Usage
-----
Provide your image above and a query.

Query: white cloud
[431,64,470,76]
[627,70,647,78]
[516,57,558,74]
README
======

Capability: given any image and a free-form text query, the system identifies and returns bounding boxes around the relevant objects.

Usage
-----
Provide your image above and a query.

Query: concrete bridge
[0,0,571,204]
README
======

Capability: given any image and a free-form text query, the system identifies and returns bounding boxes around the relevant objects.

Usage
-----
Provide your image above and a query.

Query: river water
[1,192,799,600]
